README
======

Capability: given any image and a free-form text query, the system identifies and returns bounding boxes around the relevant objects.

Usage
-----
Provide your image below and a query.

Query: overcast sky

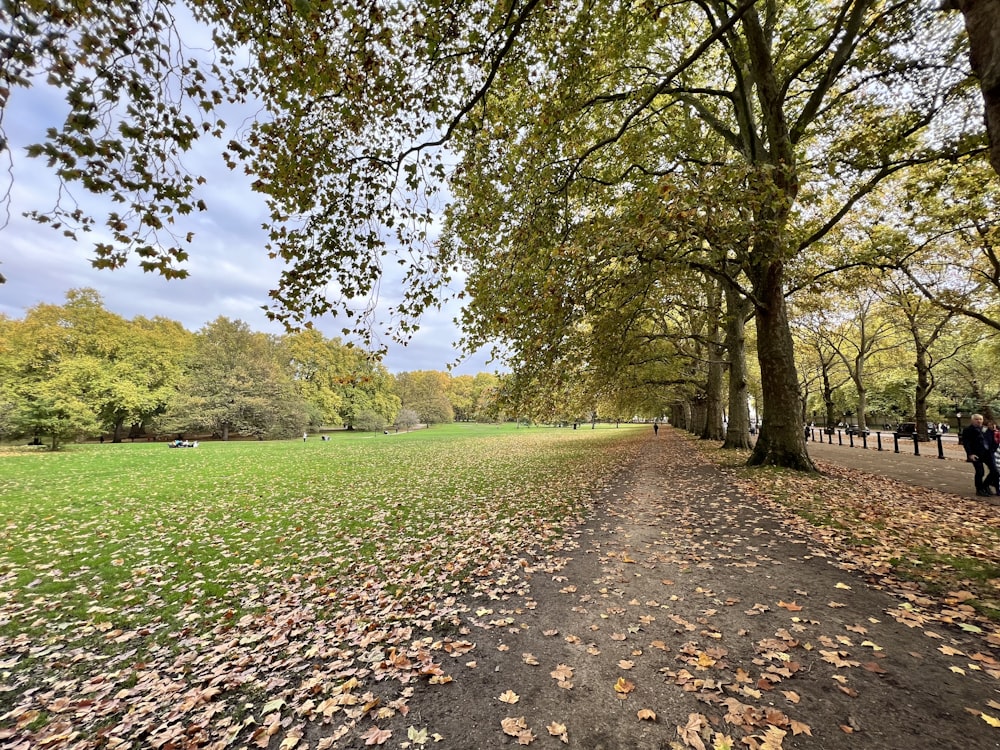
[0,81,499,376]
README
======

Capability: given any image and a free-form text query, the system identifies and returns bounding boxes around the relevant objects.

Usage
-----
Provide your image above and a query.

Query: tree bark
[722,285,752,450]
[945,0,1000,176]
[701,281,726,441]
[747,256,816,471]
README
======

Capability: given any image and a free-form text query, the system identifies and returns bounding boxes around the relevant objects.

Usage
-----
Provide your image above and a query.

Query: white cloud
[0,74,501,375]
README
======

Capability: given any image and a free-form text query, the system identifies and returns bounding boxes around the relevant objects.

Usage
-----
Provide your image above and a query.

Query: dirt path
[378,430,1000,749]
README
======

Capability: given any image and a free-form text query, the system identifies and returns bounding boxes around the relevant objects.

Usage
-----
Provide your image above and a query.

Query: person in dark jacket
[962,413,999,496]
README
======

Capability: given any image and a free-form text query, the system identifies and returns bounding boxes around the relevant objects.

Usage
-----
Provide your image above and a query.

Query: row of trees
[0,290,503,448]
[4,1,1000,469]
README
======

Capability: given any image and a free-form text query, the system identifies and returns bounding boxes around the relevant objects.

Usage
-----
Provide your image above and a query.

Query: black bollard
[937,434,945,459]
[912,434,920,456]
[893,433,899,453]
[877,431,883,451]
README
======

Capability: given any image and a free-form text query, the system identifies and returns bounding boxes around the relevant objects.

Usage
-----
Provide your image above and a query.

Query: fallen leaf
[551,664,574,681]
[522,653,539,666]
[361,726,392,746]
[614,677,636,694]
[498,690,519,704]
[777,601,802,611]
[546,722,569,743]
[637,709,657,721]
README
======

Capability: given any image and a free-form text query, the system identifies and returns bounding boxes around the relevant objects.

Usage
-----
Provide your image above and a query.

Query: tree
[395,408,420,431]
[394,371,454,425]
[2,0,984,473]
[943,0,1000,176]
[281,329,398,429]
[0,289,182,448]
[167,317,310,440]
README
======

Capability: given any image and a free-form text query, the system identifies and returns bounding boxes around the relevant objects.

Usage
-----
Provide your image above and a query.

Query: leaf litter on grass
[0,429,645,748]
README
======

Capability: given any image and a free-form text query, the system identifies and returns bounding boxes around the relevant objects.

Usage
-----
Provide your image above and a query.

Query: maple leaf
[777,601,802,611]
[677,713,708,750]
[550,664,574,681]
[982,713,1000,727]
[502,717,526,736]
[614,677,635,694]
[522,652,539,665]
[407,726,429,745]
[618,660,635,670]
[498,690,519,704]
[637,709,657,721]
[759,726,787,749]
[547,722,569,743]
[789,719,812,736]
[361,726,391,745]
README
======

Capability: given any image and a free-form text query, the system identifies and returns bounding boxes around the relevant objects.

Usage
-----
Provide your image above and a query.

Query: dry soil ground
[348,429,1000,749]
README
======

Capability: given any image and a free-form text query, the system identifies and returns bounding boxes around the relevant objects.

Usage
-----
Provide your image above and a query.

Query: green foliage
[164,317,310,439]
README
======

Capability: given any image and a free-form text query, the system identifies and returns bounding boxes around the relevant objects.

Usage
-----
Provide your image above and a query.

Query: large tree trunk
[112,418,125,444]
[914,344,933,438]
[747,257,816,471]
[945,0,1000,175]
[701,281,726,441]
[722,285,752,449]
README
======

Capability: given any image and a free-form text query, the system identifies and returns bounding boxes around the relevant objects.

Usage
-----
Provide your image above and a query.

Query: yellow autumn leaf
[614,677,635,694]
[982,713,1000,728]
[498,690,520,704]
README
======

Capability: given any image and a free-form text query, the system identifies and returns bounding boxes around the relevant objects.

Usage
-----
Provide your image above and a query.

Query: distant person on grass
[653,422,659,436]
[961,413,999,497]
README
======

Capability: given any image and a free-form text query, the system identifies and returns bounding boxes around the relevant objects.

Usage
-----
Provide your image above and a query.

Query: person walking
[653,422,659,436]
[961,414,999,496]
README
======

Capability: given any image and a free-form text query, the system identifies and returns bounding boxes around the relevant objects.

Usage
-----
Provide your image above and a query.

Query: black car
[844,425,870,436]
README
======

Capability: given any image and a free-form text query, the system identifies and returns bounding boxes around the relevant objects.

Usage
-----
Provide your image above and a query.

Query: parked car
[895,422,939,437]
[844,425,870,436]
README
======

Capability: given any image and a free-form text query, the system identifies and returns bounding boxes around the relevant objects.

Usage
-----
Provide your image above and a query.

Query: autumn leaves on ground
[2,426,1000,749]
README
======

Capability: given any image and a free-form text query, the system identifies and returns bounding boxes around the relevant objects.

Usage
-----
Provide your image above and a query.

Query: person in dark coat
[962,413,999,496]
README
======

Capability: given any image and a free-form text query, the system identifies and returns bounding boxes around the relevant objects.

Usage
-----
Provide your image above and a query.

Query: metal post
[862,433,868,449]
[937,434,945,459]
[849,432,854,447]
[893,433,899,453]
[913,434,920,456]
[838,430,843,446]
[877,432,883,451]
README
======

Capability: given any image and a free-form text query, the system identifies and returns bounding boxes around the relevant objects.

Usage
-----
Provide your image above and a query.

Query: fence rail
[805,428,949,459]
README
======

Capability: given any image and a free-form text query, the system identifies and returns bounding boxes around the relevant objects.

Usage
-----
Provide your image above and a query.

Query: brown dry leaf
[542,629,559,637]
[498,690,520,704]
[360,726,392,746]
[501,717,528,737]
[759,726,787,749]
[777,601,802,612]
[789,719,812,736]
[614,677,636,694]
[676,713,708,750]
[637,709,657,721]
[546,722,569,743]
[618,660,635,670]
[522,653,540,666]
[781,690,800,704]
[551,664,574,681]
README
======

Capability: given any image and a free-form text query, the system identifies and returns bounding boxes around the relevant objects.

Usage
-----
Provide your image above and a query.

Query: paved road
[801,429,987,499]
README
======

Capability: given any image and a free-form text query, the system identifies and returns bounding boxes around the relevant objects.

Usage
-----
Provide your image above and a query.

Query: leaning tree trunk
[722,285,752,449]
[747,256,816,471]
[945,0,1000,176]
[112,418,125,444]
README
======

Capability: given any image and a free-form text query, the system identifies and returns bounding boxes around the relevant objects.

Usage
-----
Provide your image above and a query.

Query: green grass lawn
[0,423,645,743]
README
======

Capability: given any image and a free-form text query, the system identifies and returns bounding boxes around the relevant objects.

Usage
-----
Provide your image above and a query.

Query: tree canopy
[2,0,996,468]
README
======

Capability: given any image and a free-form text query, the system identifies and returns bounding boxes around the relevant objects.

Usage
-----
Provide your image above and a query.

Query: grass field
[0,423,645,745]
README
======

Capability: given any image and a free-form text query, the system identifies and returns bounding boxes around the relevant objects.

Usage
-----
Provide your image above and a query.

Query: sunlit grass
[0,424,644,648]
